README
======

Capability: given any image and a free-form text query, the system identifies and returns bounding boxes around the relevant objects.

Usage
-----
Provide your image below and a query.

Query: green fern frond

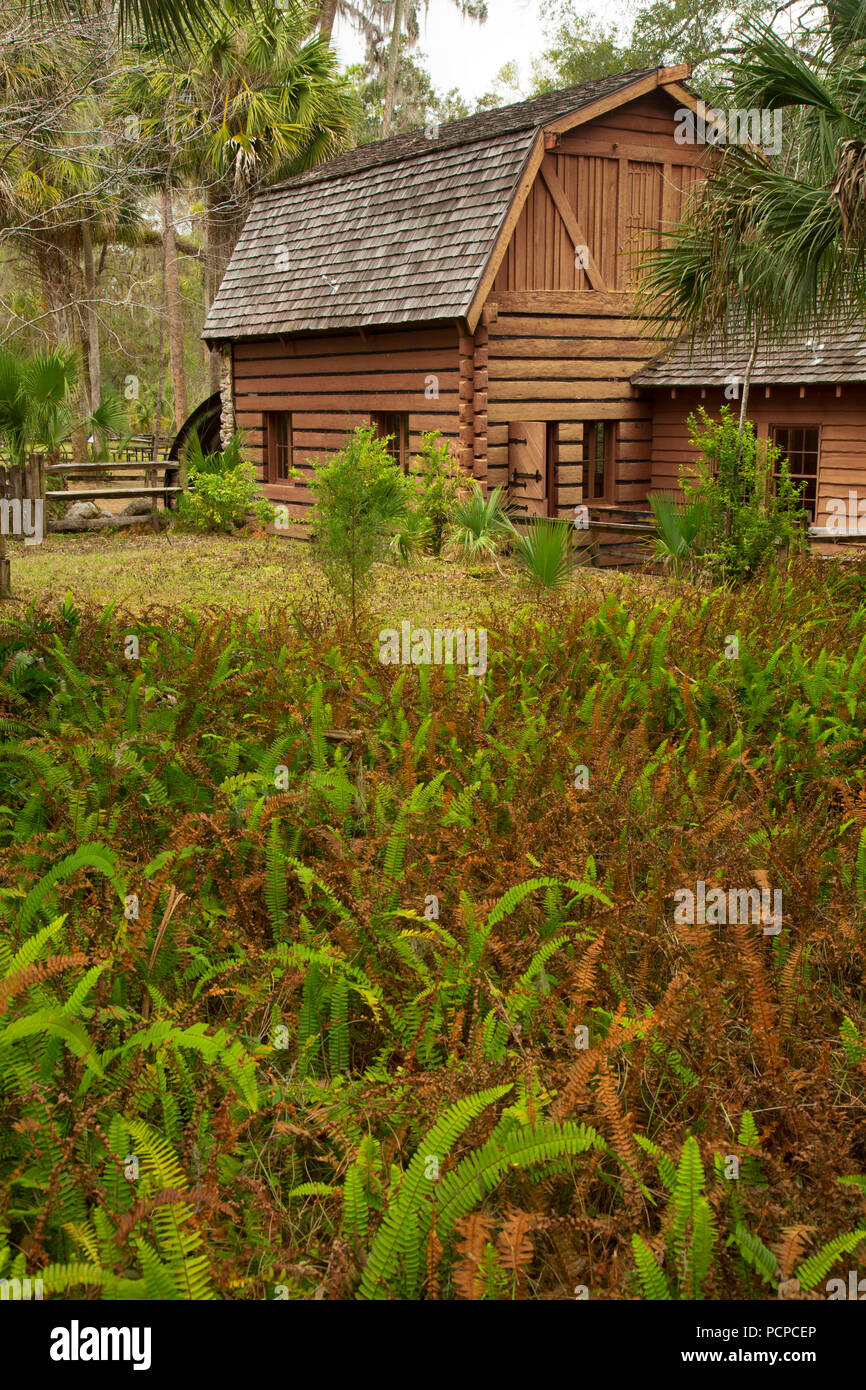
[731,1223,780,1287]
[796,1228,866,1290]
[631,1234,671,1299]
[436,1118,603,1237]
[358,1085,512,1300]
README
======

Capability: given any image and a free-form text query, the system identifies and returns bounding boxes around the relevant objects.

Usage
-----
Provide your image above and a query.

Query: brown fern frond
[496,1208,535,1278]
[453,1212,496,1300]
[777,944,804,1040]
[0,954,88,1014]
[773,1226,815,1280]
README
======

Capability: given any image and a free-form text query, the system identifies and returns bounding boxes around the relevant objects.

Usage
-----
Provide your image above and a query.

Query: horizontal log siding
[232,326,461,516]
[649,385,866,530]
[484,297,657,513]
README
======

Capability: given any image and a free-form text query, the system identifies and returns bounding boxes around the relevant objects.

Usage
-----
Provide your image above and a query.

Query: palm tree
[641,2,866,356]
[25,0,264,51]
[381,0,487,137]
[121,0,357,390]
[0,344,126,470]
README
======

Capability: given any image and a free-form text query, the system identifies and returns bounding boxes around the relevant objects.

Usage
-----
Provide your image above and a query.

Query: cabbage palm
[120,0,356,388]
[0,345,128,468]
[512,516,580,592]
[25,0,265,51]
[447,482,514,564]
[647,492,711,579]
[640,2,866,350]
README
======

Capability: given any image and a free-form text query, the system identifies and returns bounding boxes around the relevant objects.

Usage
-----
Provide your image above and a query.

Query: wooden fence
[0,451,186,598]
[44,458,186,532]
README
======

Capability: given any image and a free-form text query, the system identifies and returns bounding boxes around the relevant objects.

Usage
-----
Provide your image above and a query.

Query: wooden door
[508,421,548,519]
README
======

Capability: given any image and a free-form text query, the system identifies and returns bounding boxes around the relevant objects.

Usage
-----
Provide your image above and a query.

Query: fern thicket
[0,562,864,1298]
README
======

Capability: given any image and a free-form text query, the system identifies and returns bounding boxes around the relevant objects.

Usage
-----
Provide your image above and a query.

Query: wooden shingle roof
[632,319,866,387]
[203,68,661,340]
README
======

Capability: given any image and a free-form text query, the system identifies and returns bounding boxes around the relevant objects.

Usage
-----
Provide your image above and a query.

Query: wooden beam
[466,131,546,334]
[616,158,628,292]
[557,135,708,167]
[657,64,692,84]
[539,155,607,291]
[836,384,843,398]
[764,386,771,398]
[661,160,677,233]
[799,385,806,398]
[661,81,720,126]
[492,289,639,316]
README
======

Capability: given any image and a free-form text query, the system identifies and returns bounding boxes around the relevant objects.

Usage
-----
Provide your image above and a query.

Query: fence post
[0,466,9,598]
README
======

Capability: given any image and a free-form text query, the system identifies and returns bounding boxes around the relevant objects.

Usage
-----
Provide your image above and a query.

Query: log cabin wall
[482,89,705,520]
[649,385,866,533]
[232,324,461,519]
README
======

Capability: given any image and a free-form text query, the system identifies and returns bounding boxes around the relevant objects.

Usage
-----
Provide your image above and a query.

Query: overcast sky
[332,0,630,103]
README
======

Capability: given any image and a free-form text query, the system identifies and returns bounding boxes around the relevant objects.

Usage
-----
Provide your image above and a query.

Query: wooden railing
[0,450,186,598]
[44,457,187,533]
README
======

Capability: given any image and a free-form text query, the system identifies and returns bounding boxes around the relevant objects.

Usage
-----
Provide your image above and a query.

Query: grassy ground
[2,529,630,627]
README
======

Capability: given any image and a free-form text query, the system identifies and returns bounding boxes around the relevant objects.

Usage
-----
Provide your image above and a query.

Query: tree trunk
[318,0,338,36]
[38,239,89,458]
[382,0,405,137]
[154,197,168,463]
[205,186,225,395]
[81,220,102,414]
[162,182,188,429]
[205,187,247,395]
[738,325,760,435]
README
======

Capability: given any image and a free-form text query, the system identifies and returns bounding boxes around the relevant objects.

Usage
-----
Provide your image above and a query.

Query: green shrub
[308,425,415,623]
[661,407,809,585]
[173,431,273,533]
[409,432,465,556]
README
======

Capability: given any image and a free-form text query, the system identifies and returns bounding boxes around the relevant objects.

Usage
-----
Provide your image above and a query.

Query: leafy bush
[409,431,465,556]
[173,431,273,533]
[657,407,808,585]
[308,425,414,622]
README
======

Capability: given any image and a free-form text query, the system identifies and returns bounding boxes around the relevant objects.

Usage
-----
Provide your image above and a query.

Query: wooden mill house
[202,64,710,549]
